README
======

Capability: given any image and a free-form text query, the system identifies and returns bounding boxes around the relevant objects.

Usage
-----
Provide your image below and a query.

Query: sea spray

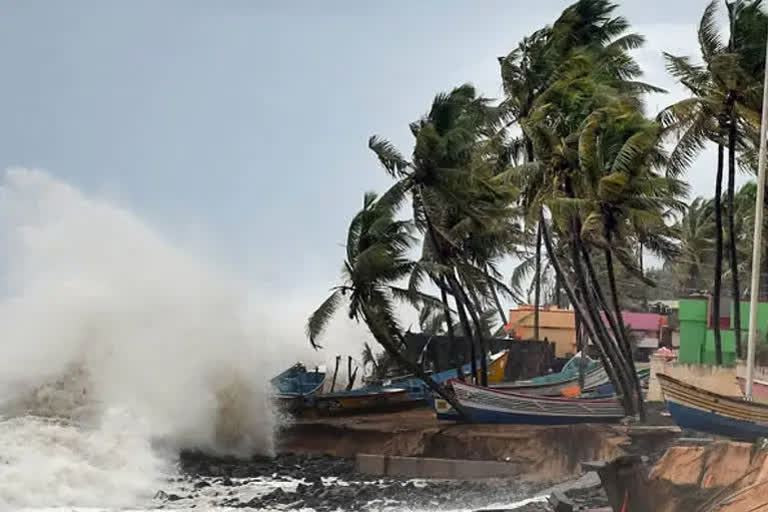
[0,168,280,507]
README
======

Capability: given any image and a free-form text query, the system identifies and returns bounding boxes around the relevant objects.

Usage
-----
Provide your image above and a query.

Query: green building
[678,298,768,365]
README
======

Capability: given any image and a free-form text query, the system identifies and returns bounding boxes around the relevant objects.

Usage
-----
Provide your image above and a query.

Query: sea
[0,168,546,512]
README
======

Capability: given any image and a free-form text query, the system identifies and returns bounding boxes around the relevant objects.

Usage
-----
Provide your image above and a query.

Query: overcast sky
[0,1,746,358]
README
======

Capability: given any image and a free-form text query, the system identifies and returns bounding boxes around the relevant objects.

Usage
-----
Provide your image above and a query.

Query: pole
[745,30,768,401]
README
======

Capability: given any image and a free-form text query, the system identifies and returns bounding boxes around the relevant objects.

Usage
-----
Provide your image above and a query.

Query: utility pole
[745,30,768,400]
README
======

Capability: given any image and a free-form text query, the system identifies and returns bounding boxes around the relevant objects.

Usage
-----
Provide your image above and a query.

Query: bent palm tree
[306,188,468,418]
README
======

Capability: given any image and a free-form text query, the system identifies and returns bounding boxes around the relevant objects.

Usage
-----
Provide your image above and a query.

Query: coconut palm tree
[661,0,767,361]
[306,188,468,417]
[576,100,687,418]
[369,84,519,386]
[670,197,717,295]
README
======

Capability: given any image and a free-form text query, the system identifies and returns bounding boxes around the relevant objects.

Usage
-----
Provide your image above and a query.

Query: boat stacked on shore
[270,352,653,424]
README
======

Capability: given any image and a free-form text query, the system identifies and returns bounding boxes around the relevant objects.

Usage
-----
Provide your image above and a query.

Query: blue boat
[657,373,768,441]
[381,350,509,402]
[271,363,326,411]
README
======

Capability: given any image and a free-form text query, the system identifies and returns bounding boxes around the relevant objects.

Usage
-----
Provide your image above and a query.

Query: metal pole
[745,31,768,401]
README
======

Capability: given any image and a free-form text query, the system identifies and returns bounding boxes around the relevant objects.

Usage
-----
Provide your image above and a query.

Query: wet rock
[547,491,574,512]
[166,493,184,501]
[219,476,234,486]
[193,480,211,489]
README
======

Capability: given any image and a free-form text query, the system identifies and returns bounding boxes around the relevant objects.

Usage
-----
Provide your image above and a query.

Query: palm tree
[576,100,687,418]
[672,197,717,295]
[661,0,767,361]
[369,84,519,386]
[494,0,666,416]
[306,188,468,417]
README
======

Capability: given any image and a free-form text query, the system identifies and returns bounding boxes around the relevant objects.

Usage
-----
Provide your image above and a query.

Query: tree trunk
[727,115,742,359]
[605,248,646,422]
[439,278,458,369]
[534,222,543,341]
[454,294,477,383]
[419,184,486,385]
[485,266,508,326]
[713,143,724,365]
[539,211,632,415]
[573,233,636,414]
[555,272,562,309]
[455,272,489,386]
[575,292,585,389]
[359,301,470,420]
[330,355,341,392]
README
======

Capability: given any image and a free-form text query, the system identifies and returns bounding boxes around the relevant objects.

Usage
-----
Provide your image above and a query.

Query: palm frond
[306,289,344,349]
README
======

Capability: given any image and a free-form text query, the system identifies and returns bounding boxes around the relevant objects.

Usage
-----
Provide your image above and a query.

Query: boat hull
[658,373,768,441]
[312,388,412,415]
[435,379,625,425]
[665,400,768,441]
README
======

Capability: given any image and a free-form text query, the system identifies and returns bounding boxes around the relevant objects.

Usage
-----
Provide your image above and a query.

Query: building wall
[678,298,768,366]
[648,357,741,401]
[506,307,577,358]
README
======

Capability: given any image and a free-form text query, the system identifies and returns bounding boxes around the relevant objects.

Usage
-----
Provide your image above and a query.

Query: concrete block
[355,454,518,480]
[355,453,386,476]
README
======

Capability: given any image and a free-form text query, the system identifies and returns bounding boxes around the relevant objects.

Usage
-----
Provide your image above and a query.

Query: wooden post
[330,355,341,392]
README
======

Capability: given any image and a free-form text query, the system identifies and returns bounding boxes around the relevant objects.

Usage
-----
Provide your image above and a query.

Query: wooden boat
[494,364,607,396]
[270,363,326,412]
[434,379,625,425]
[737,376,768,404]
[658,373,768,440]
[561,367,651,398]
[311,387,411,415]
[383,350,509,402]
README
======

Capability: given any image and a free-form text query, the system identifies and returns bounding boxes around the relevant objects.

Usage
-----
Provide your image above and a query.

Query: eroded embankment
[592,440,768,511]
[277,408,676,482]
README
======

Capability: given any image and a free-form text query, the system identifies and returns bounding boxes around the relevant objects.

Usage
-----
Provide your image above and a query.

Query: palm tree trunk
[574,291,585,389]
[456,272,489,386]
[454,292,477,383]
[419,184,487,385]
[359,301,470,420]
[539,211,632,415]
[713,143,725,365]
[534,222,543,340]
[439,278,458,370]
[605,247,646,422]
[484,266,508,326]
[727,115,742,359]
[580,246,641,416]
[574,237,637,414]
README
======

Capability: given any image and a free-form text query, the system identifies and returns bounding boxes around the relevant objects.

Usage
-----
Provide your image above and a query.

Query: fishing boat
[560,367,651,398]
[270,363,326,412]
[494,363,606,396]
[311,387,411,415]
[658,373,768,440]
[737,376,768,404]
[382,350,510,402]
[434,379,626,425]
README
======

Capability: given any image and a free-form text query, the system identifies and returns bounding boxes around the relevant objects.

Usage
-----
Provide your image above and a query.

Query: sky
[0,1,748,359]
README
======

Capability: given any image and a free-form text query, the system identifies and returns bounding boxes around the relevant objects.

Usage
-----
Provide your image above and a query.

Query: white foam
[0,168,280,508]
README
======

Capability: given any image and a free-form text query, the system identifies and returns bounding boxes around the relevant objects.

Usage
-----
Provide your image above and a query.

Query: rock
[154,490,169,500]
[219,476,234,486]
[262,487,287,503]
[548,491,574,512]
[194,480,211,489]
[167,494,184,502]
